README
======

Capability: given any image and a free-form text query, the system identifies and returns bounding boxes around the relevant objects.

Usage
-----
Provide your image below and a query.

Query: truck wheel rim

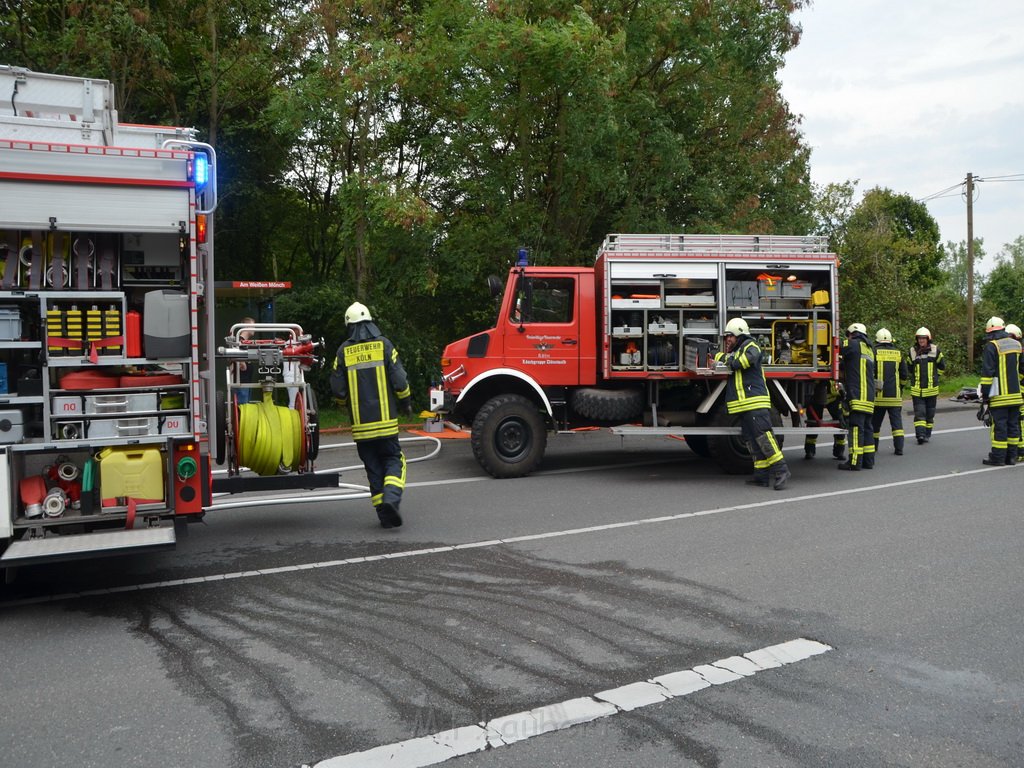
[495,417,531,460]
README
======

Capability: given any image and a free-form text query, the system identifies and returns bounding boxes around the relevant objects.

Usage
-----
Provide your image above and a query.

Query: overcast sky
[780,0,1024,265]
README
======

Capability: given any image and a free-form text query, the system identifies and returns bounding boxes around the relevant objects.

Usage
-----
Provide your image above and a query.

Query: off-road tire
[570,387,644,422]
[684,434,711,458]
[471,394,547,478]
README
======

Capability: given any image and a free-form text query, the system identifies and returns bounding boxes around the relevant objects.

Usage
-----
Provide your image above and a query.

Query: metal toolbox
[159,414,191,435]
[84,393,158,415]
[665,293,715,307]
[781,281,812,298]
[684,319,717,330]
[757,279,783,298]
[0,409,25,444]
[610,297,660,309]
[52,395,84,416]
[87,417,160,438]
[0,307,22,340]
[726,281,758,307]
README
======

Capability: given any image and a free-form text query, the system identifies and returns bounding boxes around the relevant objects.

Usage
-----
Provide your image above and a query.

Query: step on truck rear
[430,234,843,477]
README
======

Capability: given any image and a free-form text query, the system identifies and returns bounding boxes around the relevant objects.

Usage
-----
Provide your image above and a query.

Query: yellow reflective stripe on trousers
[384,453,407,489]
[763,431,784,466]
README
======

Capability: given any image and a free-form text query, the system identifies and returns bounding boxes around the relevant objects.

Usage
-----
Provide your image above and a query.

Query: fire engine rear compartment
[0,66,334,571]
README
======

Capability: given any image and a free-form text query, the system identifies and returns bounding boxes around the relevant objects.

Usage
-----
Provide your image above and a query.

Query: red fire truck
[0,66,332,574]
[430,234,843,477]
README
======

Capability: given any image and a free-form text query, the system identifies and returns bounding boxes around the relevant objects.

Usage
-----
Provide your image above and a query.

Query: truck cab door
[503,272,582,386]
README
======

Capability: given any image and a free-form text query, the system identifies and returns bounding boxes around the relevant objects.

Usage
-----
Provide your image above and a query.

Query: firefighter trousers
[847,410,874,468]
[356,435,407,511]
[741,409,787,479]
[912,395,937,442]
[872,405,904,453]
[987,405,1021,464]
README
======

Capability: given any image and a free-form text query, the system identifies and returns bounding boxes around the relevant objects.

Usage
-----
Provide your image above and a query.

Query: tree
[980,237,1024,334]
[838,187,943,329]
[939,238,985,300]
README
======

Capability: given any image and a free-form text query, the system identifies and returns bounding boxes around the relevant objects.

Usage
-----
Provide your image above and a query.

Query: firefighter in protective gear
[979,316,1022,465]
[804,380,846,460]
[838,323,875,470]
[1006,323,1024,462]
[907,326,944,443]
[715,317,791,490]
[330,302,414,528]
[872,328,908,455]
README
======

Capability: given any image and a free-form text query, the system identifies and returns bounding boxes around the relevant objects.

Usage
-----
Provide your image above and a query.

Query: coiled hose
[236,392,304,476]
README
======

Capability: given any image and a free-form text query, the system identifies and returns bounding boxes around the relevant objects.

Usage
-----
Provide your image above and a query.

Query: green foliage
[7,0,822,386]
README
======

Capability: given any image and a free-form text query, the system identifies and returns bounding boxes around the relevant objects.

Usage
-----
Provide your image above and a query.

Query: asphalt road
[1,402,1022,768]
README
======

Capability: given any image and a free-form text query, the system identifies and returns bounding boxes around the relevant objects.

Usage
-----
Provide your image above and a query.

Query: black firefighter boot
[804,440,816,460]
[894,434,905,455]
[1005,446,1018,466]
[832,440,846,460]
[837,454,860,471]
[982,450,1006,467]
[772,463,791,491]
[745,469,770,487]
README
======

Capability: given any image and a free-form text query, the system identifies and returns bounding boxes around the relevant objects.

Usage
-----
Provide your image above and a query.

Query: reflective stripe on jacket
[716,336,771,414]
[980,331,1023,408]
[841,333,875,414]
[330,324,411,441]
[873,342,908,407]
[908,343,944,397]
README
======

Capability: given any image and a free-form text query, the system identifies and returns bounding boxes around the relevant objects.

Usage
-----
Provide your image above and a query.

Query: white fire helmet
[847,322,867,335]
[875,328,892,343]
[344,302,372,325]
[724,317,749,336]
[986,316,1005,332]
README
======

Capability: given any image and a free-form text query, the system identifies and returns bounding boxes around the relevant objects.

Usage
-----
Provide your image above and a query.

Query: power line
[977,177,1024,184]
[918,173,1024,203]
[976,172,1024,181]
[918,181,963,203]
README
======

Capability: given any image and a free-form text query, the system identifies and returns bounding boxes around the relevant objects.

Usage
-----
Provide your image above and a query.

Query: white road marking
[0,459,1012,609]
[304,638,832,768]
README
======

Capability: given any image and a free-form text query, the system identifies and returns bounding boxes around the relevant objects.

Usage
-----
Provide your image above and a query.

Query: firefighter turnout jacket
[715,335,771,414]
[330,321,412,441]
[873,341,908,407]
[980,330,1023,407]
[841,331,876,413]
[908,342,944,397]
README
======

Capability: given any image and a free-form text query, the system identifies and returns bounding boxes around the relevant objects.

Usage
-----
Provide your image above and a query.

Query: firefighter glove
[400,398,413,415]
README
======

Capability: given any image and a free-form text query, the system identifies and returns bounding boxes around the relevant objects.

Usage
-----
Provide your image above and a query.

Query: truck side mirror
[487,275,503,299]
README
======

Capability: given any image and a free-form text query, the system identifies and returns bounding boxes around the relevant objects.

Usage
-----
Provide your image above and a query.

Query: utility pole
[966,172,974,368]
